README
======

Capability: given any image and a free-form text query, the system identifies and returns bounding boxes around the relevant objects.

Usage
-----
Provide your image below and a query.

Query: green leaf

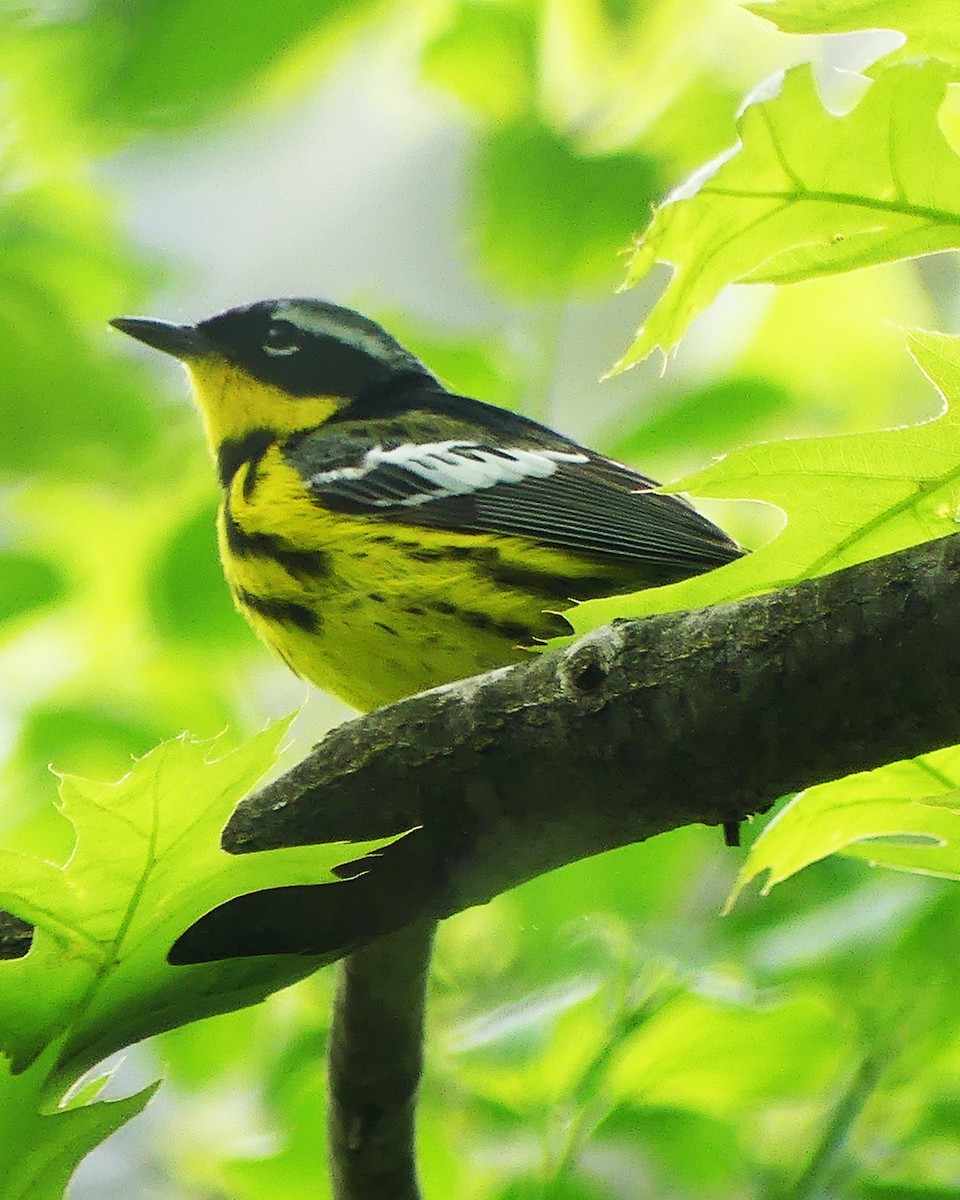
[0,720,396,1087]
[421,2,536,123]
[0,553,64,628]
[472,119,660,298]
[729,746,960,907]
[618,60,960,367]
[0,1048,157,1200]
[148,501,248,647]
[733,262,938,433]
[564,328,960,636]
[3,0,381,138]
[747,0,960,67]
[607,990,846,1118]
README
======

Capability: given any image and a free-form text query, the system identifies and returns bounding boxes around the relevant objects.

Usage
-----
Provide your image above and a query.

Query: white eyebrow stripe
[273,302,392,361]
[311,439,589,505]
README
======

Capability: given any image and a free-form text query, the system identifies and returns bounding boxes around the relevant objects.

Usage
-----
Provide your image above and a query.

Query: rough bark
[327,921,435,1200]
[4,534,959,1200]
[0,911,31,961]
[159,532,960,965]
[2,535,959,969]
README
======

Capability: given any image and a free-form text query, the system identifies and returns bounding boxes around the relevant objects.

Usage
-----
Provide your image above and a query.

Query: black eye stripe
[195,300,435,397]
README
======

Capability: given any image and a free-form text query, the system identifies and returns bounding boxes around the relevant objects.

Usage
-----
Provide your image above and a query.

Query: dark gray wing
[286,431,742,572]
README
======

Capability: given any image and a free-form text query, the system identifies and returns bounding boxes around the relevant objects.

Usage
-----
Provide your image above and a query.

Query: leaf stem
[542,969,681,1193]
[778,1052,885,1200]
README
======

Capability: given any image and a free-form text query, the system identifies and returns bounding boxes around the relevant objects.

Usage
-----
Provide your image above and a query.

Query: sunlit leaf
[747,0,960,67]
[729,746,960,906]
[618,60,960,367]
[640,71,749,184]
[734,262,937,433]
[564,329,960,636]
[0,721,396,1086]
[0,1048,156,1200]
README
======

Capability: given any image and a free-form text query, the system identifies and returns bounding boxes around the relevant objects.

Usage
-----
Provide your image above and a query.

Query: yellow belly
[219,446,639,711]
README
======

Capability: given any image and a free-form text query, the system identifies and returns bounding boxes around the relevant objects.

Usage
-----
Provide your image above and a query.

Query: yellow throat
[184,355,340,452]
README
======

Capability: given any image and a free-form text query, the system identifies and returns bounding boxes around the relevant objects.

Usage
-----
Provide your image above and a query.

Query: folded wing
[287,426,742,575]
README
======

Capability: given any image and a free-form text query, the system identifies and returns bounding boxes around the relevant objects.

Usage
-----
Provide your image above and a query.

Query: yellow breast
[216,445,631,710]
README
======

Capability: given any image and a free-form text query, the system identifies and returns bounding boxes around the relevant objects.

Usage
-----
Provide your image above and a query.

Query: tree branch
[0,911,32,960]
[327,920,434,1200]
[3,534,959,1200]
[165,532,960,966]
[2,534,959,971]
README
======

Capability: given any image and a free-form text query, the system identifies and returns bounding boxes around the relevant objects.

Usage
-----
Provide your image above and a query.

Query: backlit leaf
[729,746,960,906]
[618,61,960,366]
[747,0,960,67]
[0,721,396,1087]
[0,1049,156,1200]
[565,329,960,635]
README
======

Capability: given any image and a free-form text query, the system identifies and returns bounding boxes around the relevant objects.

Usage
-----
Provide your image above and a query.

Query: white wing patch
[311,439,589,507]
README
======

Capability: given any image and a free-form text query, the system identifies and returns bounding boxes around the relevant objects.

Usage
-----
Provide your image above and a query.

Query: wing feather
[285,418,742,573]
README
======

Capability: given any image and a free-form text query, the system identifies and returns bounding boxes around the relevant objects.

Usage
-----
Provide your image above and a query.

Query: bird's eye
[262,320,301,357]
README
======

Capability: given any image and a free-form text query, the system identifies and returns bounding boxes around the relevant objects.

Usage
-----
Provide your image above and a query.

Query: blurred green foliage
[472,120,660,298]
[3,1,960,1198]
[0,552,63,627]
[0,0,383,140]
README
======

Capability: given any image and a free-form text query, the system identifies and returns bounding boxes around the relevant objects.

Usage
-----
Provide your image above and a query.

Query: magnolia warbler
[112,300,742,713]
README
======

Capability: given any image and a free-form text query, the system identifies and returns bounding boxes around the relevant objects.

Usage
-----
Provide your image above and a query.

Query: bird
[111,299,743,713]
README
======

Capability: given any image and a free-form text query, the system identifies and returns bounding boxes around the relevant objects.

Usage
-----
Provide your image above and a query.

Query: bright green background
[5,1,960,1197]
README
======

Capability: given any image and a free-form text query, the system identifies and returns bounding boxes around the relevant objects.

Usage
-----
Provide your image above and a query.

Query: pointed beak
[110,316,213,361]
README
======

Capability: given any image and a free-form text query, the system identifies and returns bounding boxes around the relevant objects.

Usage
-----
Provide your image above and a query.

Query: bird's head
[111,298,435,447]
